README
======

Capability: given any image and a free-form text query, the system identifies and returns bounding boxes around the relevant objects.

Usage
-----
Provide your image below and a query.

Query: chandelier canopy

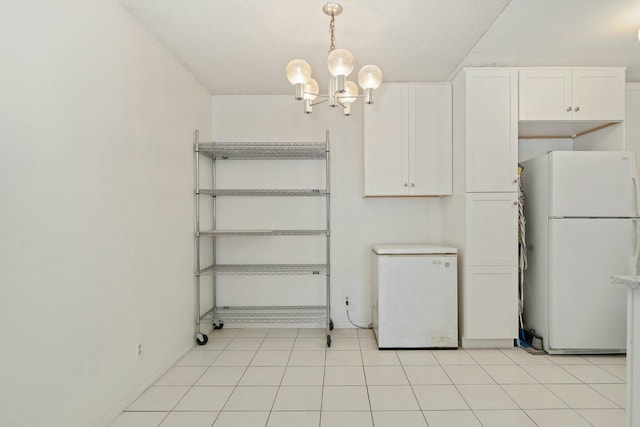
[285,3,383,116]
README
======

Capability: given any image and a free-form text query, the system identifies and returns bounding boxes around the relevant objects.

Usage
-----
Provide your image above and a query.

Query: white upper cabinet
[465,69,519,193]
[519,68,625,121]
[364,84,408,196]
[364,82,452,196]
[518,69,571,121]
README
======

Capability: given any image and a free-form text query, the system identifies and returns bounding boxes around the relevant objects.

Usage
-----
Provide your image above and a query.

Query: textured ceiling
[117,0,512,94]
[458,0,640,81]
[118,0,640,94]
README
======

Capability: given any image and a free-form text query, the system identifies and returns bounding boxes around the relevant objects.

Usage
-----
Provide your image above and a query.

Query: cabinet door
[572,69,625,121]
[465,193,518,266]
[409,83,452,195]
[364,83,409,196]
[464,266,518,340]
[519,69,572,121]
[465,69,518,192]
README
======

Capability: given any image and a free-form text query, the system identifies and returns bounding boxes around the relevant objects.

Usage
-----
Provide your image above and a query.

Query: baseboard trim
[461,338,515,348]
[94,339,198,427]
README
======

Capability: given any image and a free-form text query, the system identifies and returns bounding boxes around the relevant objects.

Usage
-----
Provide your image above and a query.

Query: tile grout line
[537,360,618,411]
[124,332,233,424]
[113,336,627,427]
[491,346,553,423]
[431,349,483,426]
[359,339,375,427]
[473,350,541,427]
[166,330,234,426]
[211,329,266,421]
[264,328,299,427]
[583,382,625,409]
[318,332,330,427]
[396,349,430,426]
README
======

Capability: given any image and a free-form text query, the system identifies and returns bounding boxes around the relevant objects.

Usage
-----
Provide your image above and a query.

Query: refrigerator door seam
[631,153,640,274]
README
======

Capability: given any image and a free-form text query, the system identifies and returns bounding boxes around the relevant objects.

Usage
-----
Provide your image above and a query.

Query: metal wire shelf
[200,264,328,275]
[201,229,328,236]
[199,189,328,197]
[198,142,326,160]
[193,130,332,346]
[201,306,328,323]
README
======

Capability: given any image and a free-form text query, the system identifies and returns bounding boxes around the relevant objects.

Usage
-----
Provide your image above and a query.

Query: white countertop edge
[611,275,640,290]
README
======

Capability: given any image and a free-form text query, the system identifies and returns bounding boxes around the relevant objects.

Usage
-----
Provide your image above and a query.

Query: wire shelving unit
[194,131,333,346]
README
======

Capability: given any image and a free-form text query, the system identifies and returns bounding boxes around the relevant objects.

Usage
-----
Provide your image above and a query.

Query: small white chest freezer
[372,244,458,349]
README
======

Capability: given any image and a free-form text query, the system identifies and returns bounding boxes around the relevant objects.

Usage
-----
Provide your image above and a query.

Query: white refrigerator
[522,151,638,354]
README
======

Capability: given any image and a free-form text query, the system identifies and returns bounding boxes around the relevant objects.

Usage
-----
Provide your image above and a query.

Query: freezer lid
[372,244,458,255]
[549,151,638,218]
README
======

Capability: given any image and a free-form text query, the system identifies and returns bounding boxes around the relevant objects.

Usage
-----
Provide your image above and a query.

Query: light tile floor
[110,328,626,427]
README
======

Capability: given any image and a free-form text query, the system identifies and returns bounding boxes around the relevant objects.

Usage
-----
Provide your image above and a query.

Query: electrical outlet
[136,342,144,360]
[344,296,355,311]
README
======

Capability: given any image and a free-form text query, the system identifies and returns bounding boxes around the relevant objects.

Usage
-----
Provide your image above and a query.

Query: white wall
[626,83,640,154]
[518,122,627,163]
[574,123,625,151]
[518,139,574,163]
[210,95,442,327]
[0,1,211,426]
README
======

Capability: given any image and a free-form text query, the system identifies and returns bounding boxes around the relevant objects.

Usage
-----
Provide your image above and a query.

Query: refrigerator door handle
[632,152,640,217]
[634,219,640,275]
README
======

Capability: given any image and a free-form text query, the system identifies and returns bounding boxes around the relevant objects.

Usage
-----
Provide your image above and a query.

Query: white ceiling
[117,0,512,94]
[458,0,640,81]
[117,0,640,95]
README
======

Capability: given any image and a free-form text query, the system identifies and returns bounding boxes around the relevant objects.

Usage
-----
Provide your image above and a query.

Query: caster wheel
[329,319,334,331]
[327,334,332,347]
[196,333,208,345]
[213,322,224,330]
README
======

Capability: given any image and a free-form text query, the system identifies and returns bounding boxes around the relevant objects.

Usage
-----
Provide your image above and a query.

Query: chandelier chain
[329,13,335,52]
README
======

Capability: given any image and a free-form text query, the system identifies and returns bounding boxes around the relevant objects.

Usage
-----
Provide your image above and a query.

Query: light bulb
[285,59,312,85]
[358,65,383,89]
[340,81,359,104]
[327,48,355,77]
[303,79,319,100]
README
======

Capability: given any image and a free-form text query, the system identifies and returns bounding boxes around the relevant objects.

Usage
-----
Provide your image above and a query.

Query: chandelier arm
[337,94,368,99]
[309,93,331,99]
[311,98,329,107]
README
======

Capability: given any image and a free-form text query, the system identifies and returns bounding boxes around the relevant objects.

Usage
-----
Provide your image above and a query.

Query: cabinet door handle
[403,183,408,187]
[411,183,415,187]
[566,107,572,112]
[574,106,580,112]
[513,178,518,184]
[513,201,518,206]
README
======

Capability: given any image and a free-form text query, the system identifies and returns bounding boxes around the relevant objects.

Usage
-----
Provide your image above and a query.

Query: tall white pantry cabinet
[442,68,520,348]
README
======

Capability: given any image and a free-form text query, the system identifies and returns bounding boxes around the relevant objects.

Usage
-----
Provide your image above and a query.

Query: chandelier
[285,2,383,116]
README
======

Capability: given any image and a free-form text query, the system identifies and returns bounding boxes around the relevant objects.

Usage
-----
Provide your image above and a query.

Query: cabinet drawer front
[464,266,518,340]
[465,192,518,266]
